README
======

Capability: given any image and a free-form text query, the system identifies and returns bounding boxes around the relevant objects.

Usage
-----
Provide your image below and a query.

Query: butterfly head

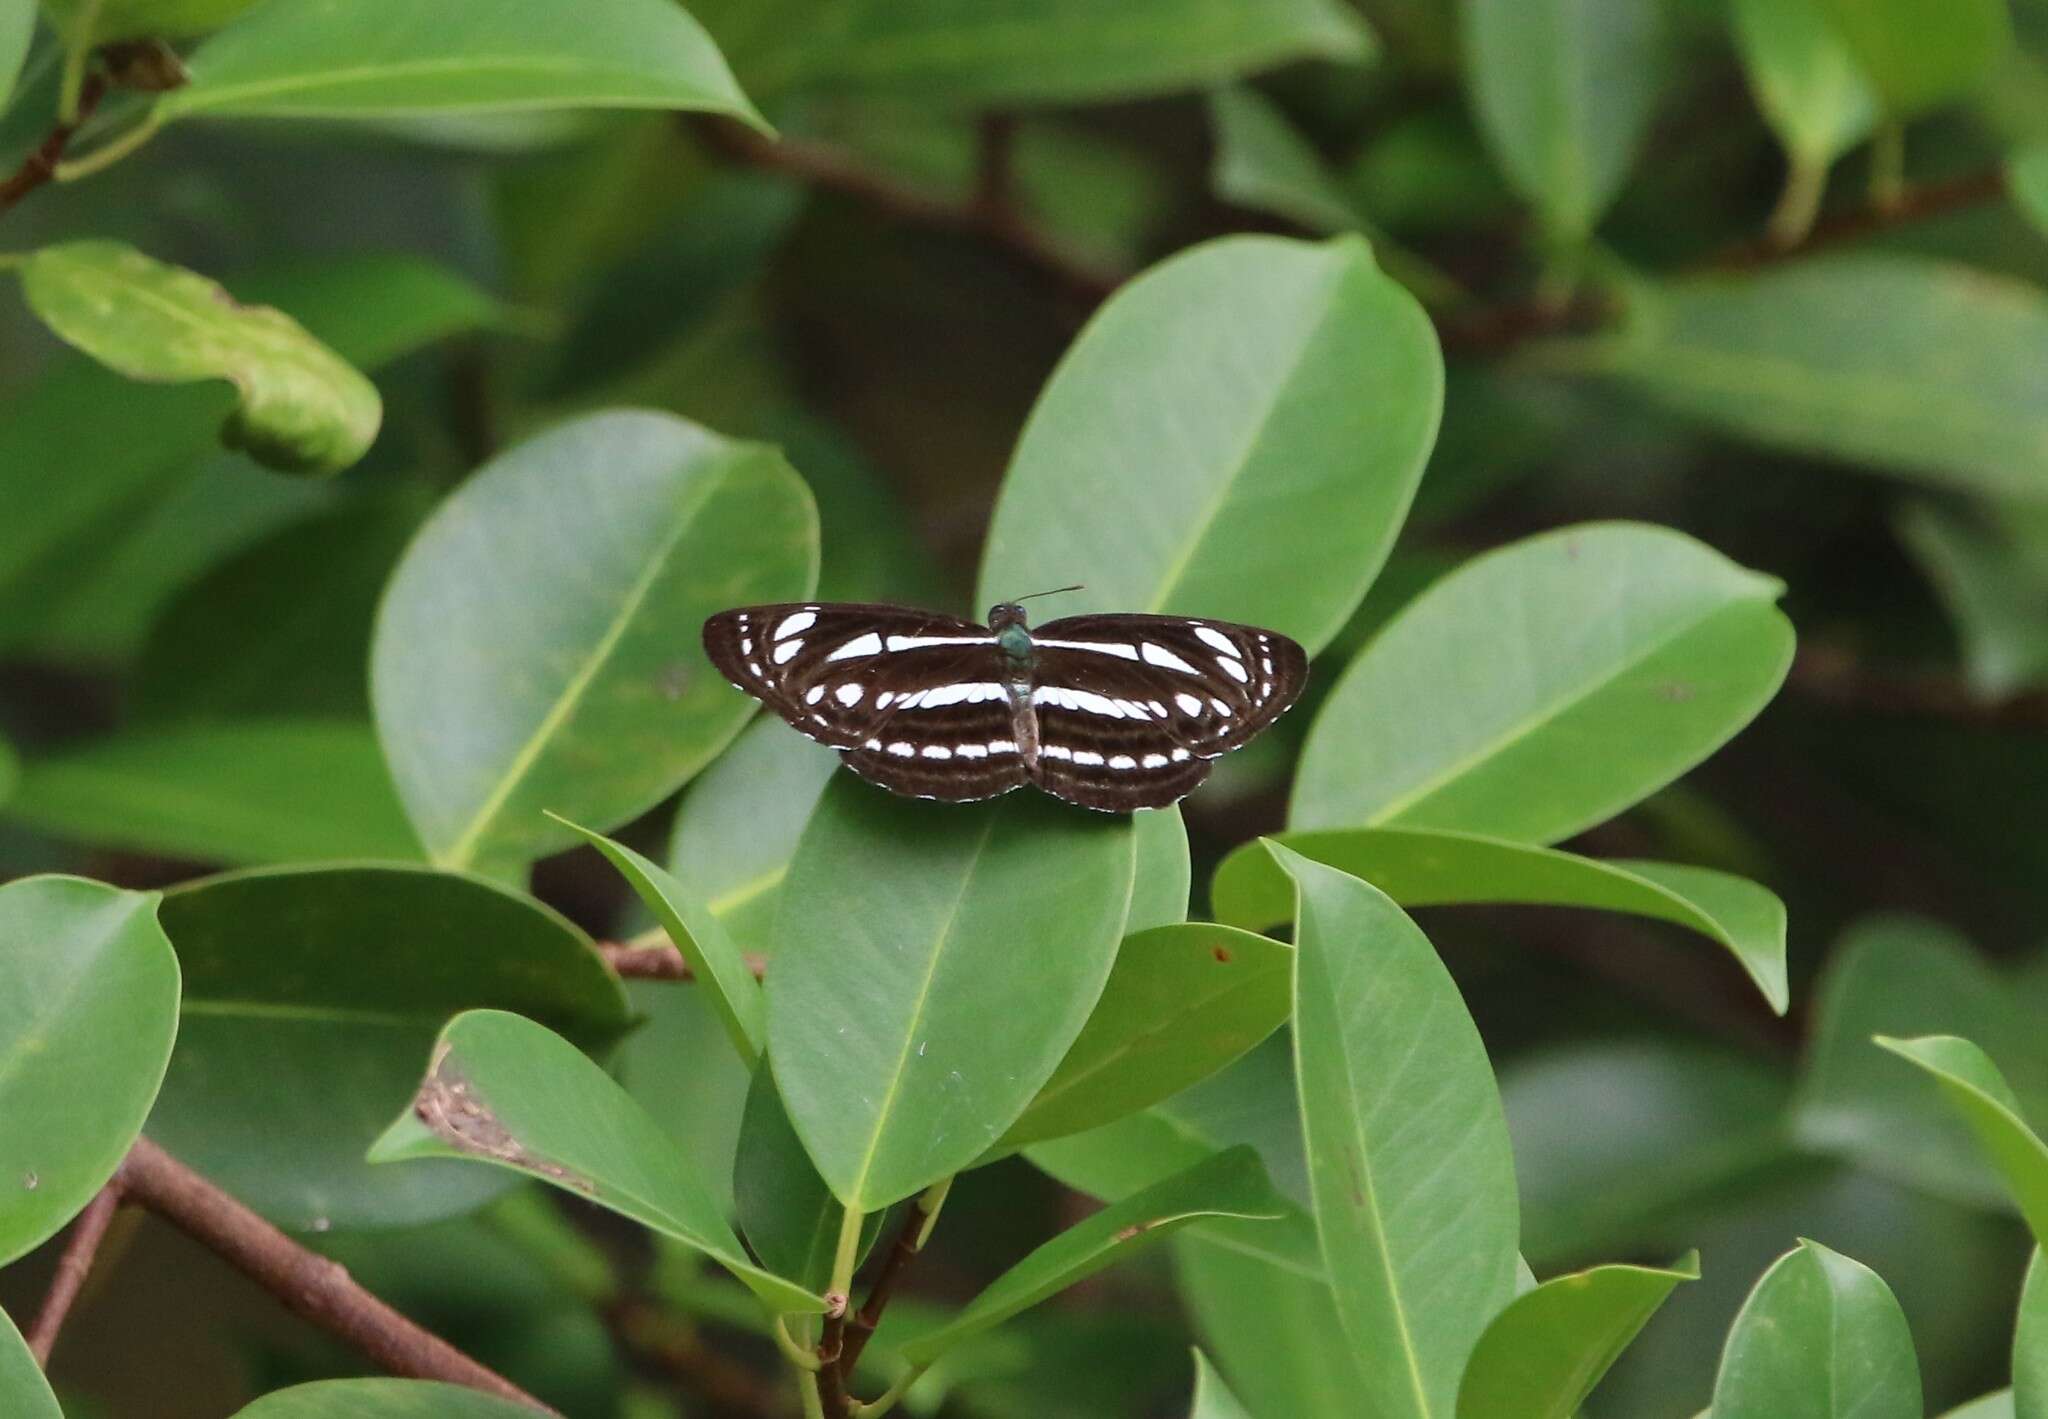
[988,602,1033,659]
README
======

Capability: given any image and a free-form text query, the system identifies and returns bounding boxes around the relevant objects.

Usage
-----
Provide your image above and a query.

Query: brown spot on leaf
[1657,681,1696,702]
[1113,1220,1159,1243]
[413,1046,593,1194]
[1211,944,1233,963]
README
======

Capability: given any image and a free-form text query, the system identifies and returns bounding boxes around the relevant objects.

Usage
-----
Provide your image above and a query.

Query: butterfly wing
[1025,614,1308,811]
[702,602,1028,802]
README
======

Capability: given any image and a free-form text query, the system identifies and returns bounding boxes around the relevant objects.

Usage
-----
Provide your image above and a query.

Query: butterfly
[701,596,1308,812]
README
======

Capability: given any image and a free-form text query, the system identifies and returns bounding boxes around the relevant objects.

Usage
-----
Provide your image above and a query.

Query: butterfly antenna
[1012,584,1086,604]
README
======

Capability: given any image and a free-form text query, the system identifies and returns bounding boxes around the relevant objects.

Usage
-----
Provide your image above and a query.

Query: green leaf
[1212,828,1787,1012]
[1131,805,1192,932]
[776,0,1370,107]
[0,0,30,111]
[732,1063,880,1293]
[1208,85,1363,234]
[1898,501,2048,699]
[227,1378,546,1418]
[999,924,1293,1150]
[152,864,628,1230]
[978,235,1442,658]
[371,410,817,874]
[1810,0,2012,116]
[1280,846,1519,1419]
[1576,255,2048,501]
[6,719,420,865]
[18,241,382,477]
[2016,147,2048,241]
[1505,1039,1796,1269]
[1731,0,1877,169]
[1948,1396,2017,1419]
[1294,523,1793,842]
[1793,917,2048,1207]
[551,814,764,1067]
[160,0,765,129]
[768,781,1136,1210]
[1877,1034,2048,1246]
[1190,1351,1256,1419]
[2018,1250,2047,1419]
[665,714,839,953]
[1176,1236,1364,1419]
[0,1306,60,1419]
[896,1146,1285,1367]
[1711,1240,1920,1419]
[0,877,177,1266]
[39,0,259,43]
[1456,1254,1699,1419]
[616,982,753,1218]
[370,1009,824,1314]
[1459,0,1667,239]
[135,496,427,721]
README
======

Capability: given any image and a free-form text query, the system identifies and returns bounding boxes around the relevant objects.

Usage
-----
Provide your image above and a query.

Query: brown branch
[838,1195,933,1376]
[0,74,107,217]
[1786,643,2048,732]
[118,1138,557,1413]
[597,939,767,982]
[26,1182,123,1364]
[1711,166,2008,271]
[816,1301,852,1417]
[697,118,1120,306]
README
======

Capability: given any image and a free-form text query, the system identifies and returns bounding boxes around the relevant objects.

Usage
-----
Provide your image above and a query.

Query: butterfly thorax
[987,603,1042,766]
[988,603,1033,659]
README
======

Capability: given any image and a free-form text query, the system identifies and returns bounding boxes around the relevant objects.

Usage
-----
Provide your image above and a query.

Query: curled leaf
[17,241,381,476]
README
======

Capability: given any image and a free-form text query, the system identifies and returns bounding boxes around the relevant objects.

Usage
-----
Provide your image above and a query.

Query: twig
[0,74,107,217]
[839,1179,951,1376]
[1710,165,2006,271]
[697,118,1120,306]
[597,939,768,982]
[26,1182,123,1364]
[1786,643,2048,732]
[118,1138,557,1413]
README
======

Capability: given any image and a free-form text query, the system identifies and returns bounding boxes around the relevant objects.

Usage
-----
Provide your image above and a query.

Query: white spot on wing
[773,639,803,665]
[1072,749,1105,766]
[805,685,826,705]
[887,741,916,757]
[774,610,817,639]
[1211,697,1233,716]
[1171,747,1192,762]
[1108,754,1137,769]
[1035,637,1140,661]
[835,683,864,707]
[1176,693,1204,716]
[1194,625,1242,657]
[1141,641,1200,674]
[1142,753,1169,768]
[1041,744,1073,760]
[827,632,883,662]
[885,634,996,651]
[921,745,952,760]
[988,739,1018,754]
[956,743,988,759]
[1216,655,1250,683]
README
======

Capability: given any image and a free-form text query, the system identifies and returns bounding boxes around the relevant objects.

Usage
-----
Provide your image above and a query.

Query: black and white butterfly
[702,598,1308,812]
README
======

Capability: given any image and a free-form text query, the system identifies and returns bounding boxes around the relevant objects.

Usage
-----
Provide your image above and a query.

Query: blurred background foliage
[3,0,2048,1415]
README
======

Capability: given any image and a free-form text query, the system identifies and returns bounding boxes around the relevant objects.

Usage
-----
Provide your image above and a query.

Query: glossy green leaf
[1190,1351,1256,1419]
[551,814,764,1066]
[1711,1239,1920,1419]
[1878,1034,2048,1246]
[19,241,382,477]
[370,1009,824,1314]
[777,0,1370,106]
[229,1379,547,1418]
[768,780,1136,1209]
[732,1063,869,1293]
[999,924,1292,1149]
[0,1305,60,1419]
[1731,0,1877,169]
[897,1146,1285,1367]
[1460,0,1667,239]
[372,410,817,874]
[1578,255,2048,500]
[1794,917,2047,1207]
[1208,85,1362,233]
[2018,1250,2047,1419]
[978,235,1442,658]
[1811,0,2012,116]
[1456,1254,1699,1419]
[1294,523,1793,842]
[152,864,628,1230]
[0,877,177,1266]
[616,982,752,1219]
[1131,806,1192,932]
[665,715,838,954]
[1212,827,1787,1012]
[160,0,765,128]
[1948,1396,2017,1419]
[135,497,427,721]
[1176,1235,1364,1419]
[1898,502,2048,699]
[39,0,257,43]
[1281,847,1519,1418]
[6,720,419,865]
[0,0,30,111]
